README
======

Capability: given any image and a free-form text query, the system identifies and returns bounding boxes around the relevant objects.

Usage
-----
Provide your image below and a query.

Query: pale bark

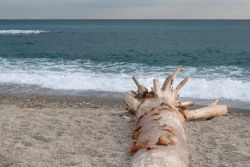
[184,99,228,121]
[124,66,228,167]
[132,76,148,98]
[124,93,140,114]
[176,101,194,107]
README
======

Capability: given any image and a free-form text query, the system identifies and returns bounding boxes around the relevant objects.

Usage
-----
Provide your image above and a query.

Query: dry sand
[0,92,249,167]
[186,106,250,167]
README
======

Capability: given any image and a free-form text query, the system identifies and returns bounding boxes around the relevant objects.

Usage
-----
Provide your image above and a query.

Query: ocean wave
[0,58,249,102]
[0,30,48,35]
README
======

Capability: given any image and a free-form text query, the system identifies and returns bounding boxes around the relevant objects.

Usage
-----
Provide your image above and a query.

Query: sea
[0,20,249,109]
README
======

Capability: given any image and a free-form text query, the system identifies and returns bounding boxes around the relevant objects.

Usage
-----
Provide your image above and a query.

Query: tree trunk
[124,66,228,167]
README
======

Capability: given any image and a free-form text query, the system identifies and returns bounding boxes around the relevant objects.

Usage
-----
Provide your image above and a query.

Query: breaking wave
[0,58,249,102]
[0,30,48,35]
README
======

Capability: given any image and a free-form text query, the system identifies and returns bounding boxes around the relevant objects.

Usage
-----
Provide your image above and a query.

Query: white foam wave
[0,58,249,102]
[0,30,48,35]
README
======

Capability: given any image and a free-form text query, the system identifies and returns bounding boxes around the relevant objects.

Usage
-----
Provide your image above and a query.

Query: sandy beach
[0,92,249,167]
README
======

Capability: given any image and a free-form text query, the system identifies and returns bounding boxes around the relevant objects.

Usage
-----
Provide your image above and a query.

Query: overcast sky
[0,0,250,19]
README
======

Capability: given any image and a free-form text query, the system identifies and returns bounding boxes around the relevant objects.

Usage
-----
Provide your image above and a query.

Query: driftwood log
[124,66,228,167]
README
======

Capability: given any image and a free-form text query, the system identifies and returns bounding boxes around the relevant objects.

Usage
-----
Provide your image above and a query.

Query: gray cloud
[0,0,249,19]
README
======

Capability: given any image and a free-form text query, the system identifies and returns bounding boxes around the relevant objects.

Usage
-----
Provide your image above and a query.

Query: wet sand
[0,92,249,167]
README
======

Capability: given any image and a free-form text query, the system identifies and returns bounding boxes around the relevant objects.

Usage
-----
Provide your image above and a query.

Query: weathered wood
[124,93,140,114]
[176,101,194,107]
[124,66,228,167]
[184,99,228,121]
[132,76,148,98]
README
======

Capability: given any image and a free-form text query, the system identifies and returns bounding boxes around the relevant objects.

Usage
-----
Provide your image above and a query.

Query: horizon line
[1,18,250,21]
